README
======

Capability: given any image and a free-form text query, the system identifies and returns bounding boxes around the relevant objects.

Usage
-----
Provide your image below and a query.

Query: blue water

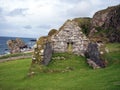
[0,36,36,55]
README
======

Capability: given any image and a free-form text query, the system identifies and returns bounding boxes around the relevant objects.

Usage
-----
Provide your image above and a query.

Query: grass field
[0,52,32,59]
[0,43,120,90]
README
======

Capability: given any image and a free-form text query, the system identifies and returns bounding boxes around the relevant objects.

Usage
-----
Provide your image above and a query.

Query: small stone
[40,49,44,53]
[38,45,41,48]
[35,52,38,54]
[32,57,36,60]
[100,51,104,54]
[27,71,35,77]
[105,48,109,53]
[33,44,37,48]
[87,59,100,69]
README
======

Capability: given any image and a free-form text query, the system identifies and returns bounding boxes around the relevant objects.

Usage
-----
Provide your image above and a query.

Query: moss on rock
[73,17,91,36]
[30,35,54,74]
[48,29,58,36]
[90,5,120,42]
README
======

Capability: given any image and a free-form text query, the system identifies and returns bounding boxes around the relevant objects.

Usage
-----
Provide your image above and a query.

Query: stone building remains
[31,20,107,69]
[51,20,89,56]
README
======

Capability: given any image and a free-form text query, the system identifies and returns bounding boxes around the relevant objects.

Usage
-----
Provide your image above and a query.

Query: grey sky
[0,0,119,38]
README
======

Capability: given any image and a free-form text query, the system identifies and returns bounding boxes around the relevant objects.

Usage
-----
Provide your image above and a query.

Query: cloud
[0,7,3,14]
[0,22,13,29]
[66,1,92,17]
[24,25,32,29]
[0,7,6,21]
[0,0,119,38]
[37,25,51,29]
[58,0,81,4]
[7,8,28,16]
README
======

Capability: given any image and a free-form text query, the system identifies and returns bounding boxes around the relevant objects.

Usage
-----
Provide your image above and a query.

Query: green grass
[106,43,120,52]
[0,43,120,90]
[0,52,32,59]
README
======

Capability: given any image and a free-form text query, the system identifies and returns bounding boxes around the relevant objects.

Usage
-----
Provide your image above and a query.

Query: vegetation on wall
[73,17,91,36]
[48,29,58,36]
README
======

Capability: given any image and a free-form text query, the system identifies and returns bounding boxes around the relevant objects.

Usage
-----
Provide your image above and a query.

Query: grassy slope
[0,52,32,59]
[0,43,120,90]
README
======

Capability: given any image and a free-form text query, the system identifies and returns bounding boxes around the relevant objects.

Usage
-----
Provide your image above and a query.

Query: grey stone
[42,42,52,65]
[87,59,100,69]
[85,42,106,68]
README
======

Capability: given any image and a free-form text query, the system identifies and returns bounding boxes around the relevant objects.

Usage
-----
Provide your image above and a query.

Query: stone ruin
[7,38,27,54]
[31,19,107,70]
[51,20,89,56]
[31,20,89,65]
[32,36,53,66]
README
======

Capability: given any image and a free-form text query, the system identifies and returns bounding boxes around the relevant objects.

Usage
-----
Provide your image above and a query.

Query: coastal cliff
[89,5,120,42]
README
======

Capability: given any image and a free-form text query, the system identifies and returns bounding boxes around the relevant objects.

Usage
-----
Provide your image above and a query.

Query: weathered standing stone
[51,20,89,56]
[85,42,106,68]
[42,42,52,65]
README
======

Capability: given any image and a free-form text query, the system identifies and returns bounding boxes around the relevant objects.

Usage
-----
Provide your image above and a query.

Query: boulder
[87,59,100,69]
[42,42,52,65]
[85,42,106,68]
[7,38,26,54]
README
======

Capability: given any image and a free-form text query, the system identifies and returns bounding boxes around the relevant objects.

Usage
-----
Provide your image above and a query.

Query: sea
[0,36,36,55]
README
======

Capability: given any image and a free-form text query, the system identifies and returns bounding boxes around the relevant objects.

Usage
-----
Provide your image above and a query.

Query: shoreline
[0,50,33,63]
[0,55,32,63]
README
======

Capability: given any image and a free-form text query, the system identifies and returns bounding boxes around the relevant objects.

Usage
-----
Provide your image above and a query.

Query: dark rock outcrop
[7,38,26,54]
[85,42,106,69]
[89,5,120,42]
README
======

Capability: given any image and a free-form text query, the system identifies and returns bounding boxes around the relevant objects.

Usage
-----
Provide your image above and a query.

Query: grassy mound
[0,43,120,90]
[30,53,88,73]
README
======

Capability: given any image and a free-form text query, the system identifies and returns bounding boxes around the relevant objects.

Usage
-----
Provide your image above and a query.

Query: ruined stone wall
[32,36,52,65]
[51,20,89,56]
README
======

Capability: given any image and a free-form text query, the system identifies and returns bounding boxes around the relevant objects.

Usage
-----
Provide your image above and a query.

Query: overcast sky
[0,0,119,38]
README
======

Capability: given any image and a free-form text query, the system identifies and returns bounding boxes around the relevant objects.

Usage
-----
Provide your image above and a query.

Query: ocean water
[0,36,36,55]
